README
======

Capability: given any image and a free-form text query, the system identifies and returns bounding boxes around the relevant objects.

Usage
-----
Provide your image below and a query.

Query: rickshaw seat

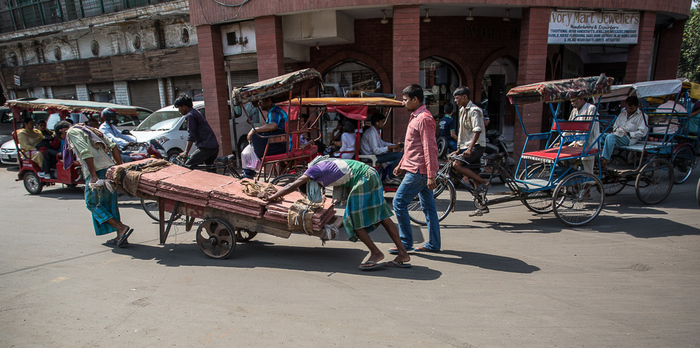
[263,145,318,162]
[521,147,599,164]
[551,121,591,132]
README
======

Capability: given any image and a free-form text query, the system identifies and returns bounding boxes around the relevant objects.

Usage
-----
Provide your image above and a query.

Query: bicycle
[407,152,513,225]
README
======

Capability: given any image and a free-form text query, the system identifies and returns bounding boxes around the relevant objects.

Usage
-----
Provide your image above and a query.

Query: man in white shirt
[98,108,137,163]
[566,98,599,173]
[452,86,490,193]
[601,96,648,166]
[360,112,403,185]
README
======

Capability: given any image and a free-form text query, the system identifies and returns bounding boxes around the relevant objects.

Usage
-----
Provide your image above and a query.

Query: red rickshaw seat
[521,147,599,164]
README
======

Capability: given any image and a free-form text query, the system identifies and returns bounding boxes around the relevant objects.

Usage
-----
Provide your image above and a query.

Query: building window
[419,57,460,116]
[8,52,18,66]
[91,40,100,57]
[322,61,380,97]
[132,34,142,50]
[53,47,62,61]
[181,28,190,44]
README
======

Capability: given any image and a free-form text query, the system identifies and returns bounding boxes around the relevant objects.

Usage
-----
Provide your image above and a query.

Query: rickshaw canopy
[231,68,323,106]
[598,79,688,103]
[507,74,612,105]
[5,98,139,115]
[278,97,403,121]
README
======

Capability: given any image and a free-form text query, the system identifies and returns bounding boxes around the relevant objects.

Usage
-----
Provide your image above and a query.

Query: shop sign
[548,10,639,45]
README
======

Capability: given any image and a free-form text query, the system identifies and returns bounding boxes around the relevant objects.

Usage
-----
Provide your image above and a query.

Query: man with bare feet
[265,157,410,270]
[63,119,133,247]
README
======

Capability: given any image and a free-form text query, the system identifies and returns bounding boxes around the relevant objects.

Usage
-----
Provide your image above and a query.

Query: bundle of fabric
[209,180,268,218]
[106,158,173,196]
[155,170,233,206]
[264,193,336,234]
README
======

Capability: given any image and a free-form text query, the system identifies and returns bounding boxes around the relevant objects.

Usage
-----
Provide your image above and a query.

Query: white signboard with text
[548,10,640,45]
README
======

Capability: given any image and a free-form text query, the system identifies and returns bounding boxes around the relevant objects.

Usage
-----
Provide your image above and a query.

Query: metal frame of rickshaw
[596,79,696,204]
[5,98,141,194]
[493,75,615,226]
[231,69,324,183]
[276,96,405,192]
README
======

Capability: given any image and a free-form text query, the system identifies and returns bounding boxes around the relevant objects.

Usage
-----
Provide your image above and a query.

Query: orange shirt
[398,105,439,178]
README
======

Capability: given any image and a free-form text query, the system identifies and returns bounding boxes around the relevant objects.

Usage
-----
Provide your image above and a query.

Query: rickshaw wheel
[196,219,236,259]
[140,198,181,222]
[696,177,700,207]
[518,163,554,214]
[235,228,257,242]
[552,172,604,226]
[437,137,448,158]
[23,172,43,195]
[601,156,626,196]
[671,145,694,184]
[408,173,455,226]
[635,158,673,205]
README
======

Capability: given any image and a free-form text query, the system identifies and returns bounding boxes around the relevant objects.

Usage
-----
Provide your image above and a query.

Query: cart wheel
[23,172,43,195]
[635,158,673,205]
[140,198,181,222]
[518,163,554,214]
[408,173,455,226]
[696,177,700,207]
[196,219,236,259]
[602,155,627,196]
[671,144,695,184]
[271,173,300,187]
[552,172,605,226]
[235,228,257,242]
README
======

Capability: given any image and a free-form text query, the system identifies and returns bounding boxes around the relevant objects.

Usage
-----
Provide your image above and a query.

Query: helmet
[101,108,118,124]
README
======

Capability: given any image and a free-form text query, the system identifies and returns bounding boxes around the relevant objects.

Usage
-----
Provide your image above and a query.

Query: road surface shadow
[410,249,540,273]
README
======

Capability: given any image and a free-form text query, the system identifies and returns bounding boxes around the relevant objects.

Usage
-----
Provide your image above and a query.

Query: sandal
[104,238,128,246]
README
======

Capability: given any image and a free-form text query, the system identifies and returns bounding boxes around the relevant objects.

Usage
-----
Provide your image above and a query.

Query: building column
[655,18,685,80]
[255,15,285,80]
[391,5,420,142]
[197,24,232,155]
[113,81,130,105]
[625,11,656,83]
[513,7,550,157]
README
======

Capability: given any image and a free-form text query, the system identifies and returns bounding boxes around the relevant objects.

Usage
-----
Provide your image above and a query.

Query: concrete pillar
[655,18,685,80]
[197,24,232,155]
[254,15,285,80]
[625,11,656,83]
[113,81,130,105]
[76,84,89,101]
[513,7,550,157]
[391,5,421,143]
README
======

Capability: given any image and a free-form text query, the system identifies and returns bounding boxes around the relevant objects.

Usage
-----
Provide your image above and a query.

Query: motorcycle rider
[98,108,137,163]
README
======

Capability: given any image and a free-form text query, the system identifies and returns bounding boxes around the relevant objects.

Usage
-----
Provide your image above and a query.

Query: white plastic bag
[241,144,260,170]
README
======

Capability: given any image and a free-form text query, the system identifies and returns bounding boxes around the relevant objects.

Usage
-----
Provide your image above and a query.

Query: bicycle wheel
[518,163,554,214]
[408,174,456,226]
[552,172,605,226]
[602,155,626,196]
[635,158,673,205]
[140,197,181,222]
[696,177,700,207]
[671,144,694,184]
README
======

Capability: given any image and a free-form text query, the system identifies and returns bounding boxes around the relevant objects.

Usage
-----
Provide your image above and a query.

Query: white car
[130,101,257,162]
[0,139,18,165]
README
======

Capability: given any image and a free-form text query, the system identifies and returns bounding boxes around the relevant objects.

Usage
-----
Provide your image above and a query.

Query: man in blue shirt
[245,97,288,177]
[438,103,457,153]
[99,108,137,163]
[175,95,220,171]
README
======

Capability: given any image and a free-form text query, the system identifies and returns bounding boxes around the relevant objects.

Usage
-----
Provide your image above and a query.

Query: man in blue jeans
[389,84,442,253]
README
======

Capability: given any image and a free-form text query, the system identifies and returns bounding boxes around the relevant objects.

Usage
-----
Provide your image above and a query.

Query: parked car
[45,107,153,131]
[0,139,17,165]
[130,101,257,162]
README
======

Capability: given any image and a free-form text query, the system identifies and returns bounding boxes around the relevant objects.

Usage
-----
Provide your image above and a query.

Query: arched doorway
[419,57,461,118]
[483,57,517,141]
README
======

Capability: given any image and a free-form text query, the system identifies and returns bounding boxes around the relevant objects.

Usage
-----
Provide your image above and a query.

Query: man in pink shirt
[389,84,442,253]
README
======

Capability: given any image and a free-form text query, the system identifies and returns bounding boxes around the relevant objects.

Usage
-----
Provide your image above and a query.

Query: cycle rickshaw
[231,68,324,182]
[597,79,698,204]
[421,75,614,226]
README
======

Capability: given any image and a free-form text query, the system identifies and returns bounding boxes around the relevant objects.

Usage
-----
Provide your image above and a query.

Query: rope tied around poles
[240,179,279,201]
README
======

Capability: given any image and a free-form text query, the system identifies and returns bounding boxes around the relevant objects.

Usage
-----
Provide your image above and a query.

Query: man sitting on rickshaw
[245,96,288,178]
[360,112,403,185]
[600,96,648,168]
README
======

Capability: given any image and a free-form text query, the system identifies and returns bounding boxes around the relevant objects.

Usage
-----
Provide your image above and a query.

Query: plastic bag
[241,144,260,170]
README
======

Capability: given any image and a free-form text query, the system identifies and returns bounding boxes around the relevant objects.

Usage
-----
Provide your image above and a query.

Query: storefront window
[322,61,380,97]
[419,57,460,118]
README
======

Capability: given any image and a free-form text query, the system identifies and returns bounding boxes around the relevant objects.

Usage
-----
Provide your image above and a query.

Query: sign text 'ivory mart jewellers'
[548,10,640,45]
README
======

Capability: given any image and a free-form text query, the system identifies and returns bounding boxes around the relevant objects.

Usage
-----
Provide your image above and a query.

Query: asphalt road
[0,152,699,347]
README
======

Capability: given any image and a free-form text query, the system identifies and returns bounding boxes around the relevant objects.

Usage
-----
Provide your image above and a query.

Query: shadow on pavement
[410,249,540,274]
[110,240,443,280]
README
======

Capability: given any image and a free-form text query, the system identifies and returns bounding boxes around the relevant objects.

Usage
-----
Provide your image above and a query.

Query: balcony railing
[0,0,174,34]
